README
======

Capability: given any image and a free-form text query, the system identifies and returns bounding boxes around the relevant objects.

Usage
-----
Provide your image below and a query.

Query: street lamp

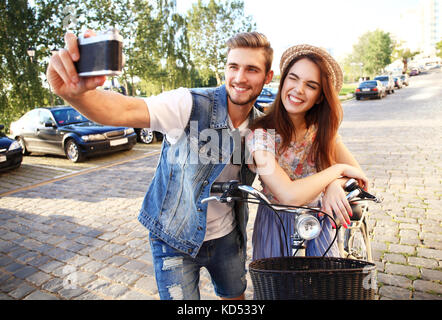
[27,47,36,62]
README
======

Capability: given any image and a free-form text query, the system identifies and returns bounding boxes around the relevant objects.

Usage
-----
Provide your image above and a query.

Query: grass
[339,83,358,96]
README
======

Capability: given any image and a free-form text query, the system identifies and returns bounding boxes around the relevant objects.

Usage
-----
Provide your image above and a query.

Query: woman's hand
[339,164,368,191]
[321,179,352,229]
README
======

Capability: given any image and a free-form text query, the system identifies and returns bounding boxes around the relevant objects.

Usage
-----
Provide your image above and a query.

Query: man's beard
[226,89,261,106]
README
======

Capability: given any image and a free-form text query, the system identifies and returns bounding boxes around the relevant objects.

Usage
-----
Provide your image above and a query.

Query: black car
[0,125,23,172]
[10,106,137,162]
[355,80,386,100]
[254,87,277,112]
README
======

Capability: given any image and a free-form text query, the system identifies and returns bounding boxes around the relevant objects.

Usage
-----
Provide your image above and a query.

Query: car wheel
[65,139,84,163]
[17,137,30,155]
[139,128,155,144]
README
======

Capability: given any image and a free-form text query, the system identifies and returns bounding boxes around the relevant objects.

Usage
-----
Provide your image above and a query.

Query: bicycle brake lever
[201,196,220,204]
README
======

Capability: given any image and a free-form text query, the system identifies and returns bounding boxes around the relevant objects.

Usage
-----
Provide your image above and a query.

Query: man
[47,30,274,300]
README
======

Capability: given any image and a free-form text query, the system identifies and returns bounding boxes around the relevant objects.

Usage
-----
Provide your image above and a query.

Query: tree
[0,0,63,132]
[187,0,255,86]
[393,41,420,74]
[351,29,394,76]
[436,39,442,59]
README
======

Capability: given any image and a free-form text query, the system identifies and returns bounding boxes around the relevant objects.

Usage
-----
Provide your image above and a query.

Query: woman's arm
[320,139,366,228]
[252,150,368,207]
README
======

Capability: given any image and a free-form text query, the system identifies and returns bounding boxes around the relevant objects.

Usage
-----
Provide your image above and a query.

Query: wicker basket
[249,257,376,300]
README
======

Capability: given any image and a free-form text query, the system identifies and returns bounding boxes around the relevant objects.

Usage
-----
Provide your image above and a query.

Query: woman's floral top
[245,125,318,204]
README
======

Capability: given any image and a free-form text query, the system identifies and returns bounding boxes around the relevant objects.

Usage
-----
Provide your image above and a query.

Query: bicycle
[201,179,382,300]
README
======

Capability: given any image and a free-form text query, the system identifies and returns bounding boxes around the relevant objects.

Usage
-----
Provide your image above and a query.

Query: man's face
[225,48,273,107]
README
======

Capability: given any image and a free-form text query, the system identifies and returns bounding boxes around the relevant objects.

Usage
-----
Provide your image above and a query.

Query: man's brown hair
[226,32,273,73]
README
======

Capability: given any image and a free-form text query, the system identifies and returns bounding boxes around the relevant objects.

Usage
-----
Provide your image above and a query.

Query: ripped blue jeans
[149,227,247,300]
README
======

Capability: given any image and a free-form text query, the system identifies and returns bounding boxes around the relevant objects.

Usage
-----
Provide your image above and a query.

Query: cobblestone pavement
[0,143,159,196]
[0,70,441,300]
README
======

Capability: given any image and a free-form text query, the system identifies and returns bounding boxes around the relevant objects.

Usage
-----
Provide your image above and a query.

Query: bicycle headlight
[295,214,321,240]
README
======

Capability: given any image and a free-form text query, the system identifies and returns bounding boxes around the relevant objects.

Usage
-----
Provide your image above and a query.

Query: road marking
[0,150,161,197]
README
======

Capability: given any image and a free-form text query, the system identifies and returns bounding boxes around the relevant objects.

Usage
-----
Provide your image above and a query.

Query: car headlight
[8,140,21,151]
[125,128,134,135]
[82,134,106,142]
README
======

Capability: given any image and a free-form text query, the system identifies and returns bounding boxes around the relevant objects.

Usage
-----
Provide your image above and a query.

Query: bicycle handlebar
[204,179,382,258]
[209,179,382,205]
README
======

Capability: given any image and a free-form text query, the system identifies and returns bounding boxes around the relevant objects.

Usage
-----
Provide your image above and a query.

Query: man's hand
[46,30,106,100]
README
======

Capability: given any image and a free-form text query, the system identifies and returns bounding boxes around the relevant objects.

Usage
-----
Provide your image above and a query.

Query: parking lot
[0,143,161,197]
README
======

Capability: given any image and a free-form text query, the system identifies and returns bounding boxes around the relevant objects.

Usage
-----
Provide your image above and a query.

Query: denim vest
[138,85,261,258]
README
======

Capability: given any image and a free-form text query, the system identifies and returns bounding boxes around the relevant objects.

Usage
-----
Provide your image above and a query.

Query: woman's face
[281,58,323,119]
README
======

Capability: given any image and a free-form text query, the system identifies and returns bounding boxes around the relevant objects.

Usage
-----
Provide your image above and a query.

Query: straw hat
[279,44,343,93]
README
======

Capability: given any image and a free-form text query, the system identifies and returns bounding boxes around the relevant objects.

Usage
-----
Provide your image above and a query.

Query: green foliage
[351,29,394,77]
[436,39,442,59]
[187,0,255,86]
[0,0,66,133]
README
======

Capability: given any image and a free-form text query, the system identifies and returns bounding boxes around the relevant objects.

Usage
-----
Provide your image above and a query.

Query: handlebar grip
[210,182,225,193]
[210,180,240,194]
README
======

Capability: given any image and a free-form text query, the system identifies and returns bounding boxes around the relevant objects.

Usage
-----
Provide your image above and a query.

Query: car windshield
[374,76,388,81]
[52,108,89,126]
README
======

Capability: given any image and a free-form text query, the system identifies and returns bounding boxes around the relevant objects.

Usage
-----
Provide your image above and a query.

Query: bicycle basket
[249,257,376,300]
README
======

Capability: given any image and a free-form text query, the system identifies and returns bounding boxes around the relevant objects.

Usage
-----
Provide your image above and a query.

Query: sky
[176,0,421,73]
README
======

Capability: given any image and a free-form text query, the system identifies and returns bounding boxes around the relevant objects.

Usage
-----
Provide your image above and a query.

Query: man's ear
[265,70,274,84]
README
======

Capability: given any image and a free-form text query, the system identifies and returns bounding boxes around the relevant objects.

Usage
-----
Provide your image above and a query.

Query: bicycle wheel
[345,219,373,262]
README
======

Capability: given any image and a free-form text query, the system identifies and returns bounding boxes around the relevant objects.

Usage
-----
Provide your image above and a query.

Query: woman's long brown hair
[250,54,343,171]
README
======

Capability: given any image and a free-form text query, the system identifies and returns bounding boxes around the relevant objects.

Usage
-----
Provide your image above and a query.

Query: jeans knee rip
[162,256,183,271]
[167,284,184,300]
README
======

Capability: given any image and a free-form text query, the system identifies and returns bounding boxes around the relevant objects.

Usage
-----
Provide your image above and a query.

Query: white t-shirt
[143,88,249,241]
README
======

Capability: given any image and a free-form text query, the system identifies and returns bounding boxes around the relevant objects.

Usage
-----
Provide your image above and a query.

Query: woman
[246,44,366,259]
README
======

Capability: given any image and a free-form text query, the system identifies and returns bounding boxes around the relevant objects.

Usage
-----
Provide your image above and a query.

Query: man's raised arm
[46,30,150,129]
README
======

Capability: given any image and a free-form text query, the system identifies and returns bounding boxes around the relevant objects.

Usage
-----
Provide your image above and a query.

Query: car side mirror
[44,121,56,128]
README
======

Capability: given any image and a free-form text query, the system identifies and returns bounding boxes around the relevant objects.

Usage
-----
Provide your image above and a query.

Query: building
[394,0,441,56]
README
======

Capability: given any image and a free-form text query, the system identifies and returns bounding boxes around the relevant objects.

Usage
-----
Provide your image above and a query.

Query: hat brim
[279,44,343,93]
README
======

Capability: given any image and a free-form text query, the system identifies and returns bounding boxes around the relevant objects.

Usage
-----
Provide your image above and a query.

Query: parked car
[0,124,23,172]
[400,74,409,86]
[10,106,137,163]
[355,80,386,100]
[254,87,277,112]
[134,128,163,144]
[409,68,420,76]
[373,75,395,94]
[393,76,403,89]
